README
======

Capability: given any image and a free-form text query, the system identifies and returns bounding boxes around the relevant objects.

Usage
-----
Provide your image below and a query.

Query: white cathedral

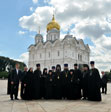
[28,15,90,70]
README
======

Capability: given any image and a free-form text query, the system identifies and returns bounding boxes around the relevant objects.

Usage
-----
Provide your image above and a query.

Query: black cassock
[52,71,56,78]
[101,74,108,94]
[53,71,62,99]
[61,70,69,99]
[23,71,33,100]
[72,69,82,99]
[7,72,11,94]
[67,73,75,100]
[88,68,102,101]
[32,69,41,99]
[20,71,27,99]
[40,73,47,99]
[82,70,89,99]
[45,74,54,99]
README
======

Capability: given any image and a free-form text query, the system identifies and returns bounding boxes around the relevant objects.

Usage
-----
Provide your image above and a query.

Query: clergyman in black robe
[101,71,108,94]
[33,64,41,99]
[20,67,28,99]
[23,68,33,100]
[72,64,82,99]
[81,64,89,100]
[52,66,56,77]
[7,70,11,95]
[61,64,69,99]
[67,69,74,99]
[88,61,102,101]
[53,64,62,99]
[45,70,54,99]
[40,68,47,99]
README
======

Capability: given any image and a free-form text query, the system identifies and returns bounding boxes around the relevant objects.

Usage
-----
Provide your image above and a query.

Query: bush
[0,71,8,79]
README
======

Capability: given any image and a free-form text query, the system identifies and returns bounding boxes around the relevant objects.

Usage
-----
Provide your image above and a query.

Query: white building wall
[28,35,90,71]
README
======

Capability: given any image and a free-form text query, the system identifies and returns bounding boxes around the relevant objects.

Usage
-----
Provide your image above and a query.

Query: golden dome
[47,15,60,32]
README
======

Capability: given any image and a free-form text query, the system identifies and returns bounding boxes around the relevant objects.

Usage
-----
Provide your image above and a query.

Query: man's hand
[11,81,14,85]
[24,84,26,87]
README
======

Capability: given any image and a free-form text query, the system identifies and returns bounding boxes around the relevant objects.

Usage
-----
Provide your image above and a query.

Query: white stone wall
[28,35,90,71]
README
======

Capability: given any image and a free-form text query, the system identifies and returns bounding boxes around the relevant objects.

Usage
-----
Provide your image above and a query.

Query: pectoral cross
[57,76,60,79]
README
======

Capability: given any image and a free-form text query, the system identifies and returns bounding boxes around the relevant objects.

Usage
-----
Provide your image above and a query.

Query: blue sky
[0,0,35,59]
[0,0,111,71]
[0,0,57,59]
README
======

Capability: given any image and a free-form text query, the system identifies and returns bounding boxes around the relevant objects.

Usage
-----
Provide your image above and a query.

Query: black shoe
[81,97,86,100]
[11,98,13,100]
[15,98,19,100]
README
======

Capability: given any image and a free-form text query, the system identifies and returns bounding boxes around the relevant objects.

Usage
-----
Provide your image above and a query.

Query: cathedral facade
[28,15,90,70]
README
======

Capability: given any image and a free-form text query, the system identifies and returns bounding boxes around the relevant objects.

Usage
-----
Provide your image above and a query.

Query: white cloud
[73,20,111,40]
[44,0,50,3]
[15,52,29,66]
[18,31,26,35]
[19,6,54,33]
[32,0,38,4]
[19,0,111,71]
[19,52,29,66]
[30,7,34,12]
[88,34,111,71]
[19,0,111,34]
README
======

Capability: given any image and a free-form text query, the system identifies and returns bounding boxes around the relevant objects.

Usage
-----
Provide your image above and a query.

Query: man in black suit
[10,63,22,100]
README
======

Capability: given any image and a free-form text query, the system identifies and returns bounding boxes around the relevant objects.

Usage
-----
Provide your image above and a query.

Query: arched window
[51,35,52,40]
[80,55,82,61]
[49,52,50,58]
[32,54,34,60]
[78,54,82,61]
[40,53,42,58]
[58,51,60,56]
[54,34,56,40]
[78,54,79,60]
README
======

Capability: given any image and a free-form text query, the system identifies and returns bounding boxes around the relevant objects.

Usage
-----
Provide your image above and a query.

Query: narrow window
[40,53,42,58]
[58,51,60,56]
[49,52,50,58]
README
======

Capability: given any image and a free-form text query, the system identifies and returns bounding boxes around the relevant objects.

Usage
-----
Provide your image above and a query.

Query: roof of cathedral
[35,33,43,37]
[28,35,90,53]
[47,15,60,32]
[64,34,73,39]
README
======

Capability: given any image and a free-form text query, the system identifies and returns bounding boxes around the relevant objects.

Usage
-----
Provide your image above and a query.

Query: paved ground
[0,80,111,112]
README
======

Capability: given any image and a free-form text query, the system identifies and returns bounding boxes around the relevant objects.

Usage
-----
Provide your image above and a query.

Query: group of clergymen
[7,61,108,101]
